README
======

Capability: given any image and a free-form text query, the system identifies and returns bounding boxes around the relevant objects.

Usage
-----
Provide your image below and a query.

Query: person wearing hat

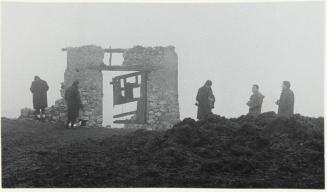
[65,80,84,128]
[30,76,49,120]
[275,81,294,117]
[196,80,215,120]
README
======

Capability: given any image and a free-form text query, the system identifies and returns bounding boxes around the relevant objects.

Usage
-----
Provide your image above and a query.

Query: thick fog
[1,2,324,126]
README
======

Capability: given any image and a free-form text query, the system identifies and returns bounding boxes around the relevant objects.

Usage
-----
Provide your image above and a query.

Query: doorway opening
[102,50,145,128]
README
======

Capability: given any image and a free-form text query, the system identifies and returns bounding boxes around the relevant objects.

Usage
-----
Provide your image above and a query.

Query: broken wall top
[63,45,104,94]
[65,45,105,69]
[122,45,177,69]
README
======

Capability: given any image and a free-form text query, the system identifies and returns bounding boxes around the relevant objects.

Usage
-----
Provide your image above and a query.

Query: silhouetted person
[196,80,215,120]
[276,81,294,117]
[246,84,264,116]
[30,76,49,120]
[65,81,84,128]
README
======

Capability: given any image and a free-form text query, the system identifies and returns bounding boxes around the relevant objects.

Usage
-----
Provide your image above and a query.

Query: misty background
[1,2,324,126]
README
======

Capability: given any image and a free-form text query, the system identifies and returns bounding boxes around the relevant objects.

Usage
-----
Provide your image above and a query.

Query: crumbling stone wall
[35,45,104,127]
[20,45,180,130]
[123,46,180,130]
[63,45,104,126]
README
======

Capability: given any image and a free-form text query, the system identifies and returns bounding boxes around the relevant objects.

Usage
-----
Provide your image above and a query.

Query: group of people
[30,76,84,128]
[195,80,295,120]
[30,76,295,128]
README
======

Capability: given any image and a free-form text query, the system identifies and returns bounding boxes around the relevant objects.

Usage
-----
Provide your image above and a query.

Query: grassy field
[1,118,136,187]
[2,113,324,188]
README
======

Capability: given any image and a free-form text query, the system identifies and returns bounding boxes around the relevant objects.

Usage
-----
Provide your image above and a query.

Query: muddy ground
[2,112,324,188]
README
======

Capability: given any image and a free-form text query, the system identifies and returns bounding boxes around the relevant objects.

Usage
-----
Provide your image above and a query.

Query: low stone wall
[20,87,101,126]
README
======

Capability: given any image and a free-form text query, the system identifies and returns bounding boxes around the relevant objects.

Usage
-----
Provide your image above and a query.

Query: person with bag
[196,80,215,120]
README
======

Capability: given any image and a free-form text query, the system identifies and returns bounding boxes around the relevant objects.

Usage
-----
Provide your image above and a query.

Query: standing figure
[196,80,215,120]
[276,81,294,117]
[65,81,84,128]
[246,84,264,116]
[30,76,49,120]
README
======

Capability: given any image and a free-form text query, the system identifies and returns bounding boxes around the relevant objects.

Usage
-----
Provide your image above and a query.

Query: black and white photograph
[1,0,325,189]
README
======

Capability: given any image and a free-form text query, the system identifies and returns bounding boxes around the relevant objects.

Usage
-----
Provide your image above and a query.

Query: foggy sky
[1,2,324,126]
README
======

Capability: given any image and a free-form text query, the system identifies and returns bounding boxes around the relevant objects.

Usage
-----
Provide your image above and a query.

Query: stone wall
[21,45,104,127]
[63,45,104,126]
[123,46,180,130]
[20,45,180,130]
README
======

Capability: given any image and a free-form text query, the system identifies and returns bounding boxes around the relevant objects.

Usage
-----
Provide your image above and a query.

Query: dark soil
[2,112,324,188]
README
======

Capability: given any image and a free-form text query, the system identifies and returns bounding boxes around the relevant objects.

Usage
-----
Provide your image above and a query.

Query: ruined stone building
[21,45,180,130]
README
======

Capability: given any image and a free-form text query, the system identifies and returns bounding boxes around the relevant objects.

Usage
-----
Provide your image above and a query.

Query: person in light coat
[246,84,264,116]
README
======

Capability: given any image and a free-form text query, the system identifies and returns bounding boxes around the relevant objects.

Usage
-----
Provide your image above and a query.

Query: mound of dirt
[2,112,324,188]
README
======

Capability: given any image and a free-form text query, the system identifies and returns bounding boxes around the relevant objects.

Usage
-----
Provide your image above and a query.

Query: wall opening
[21,45,180,130]
[102,52,139,127]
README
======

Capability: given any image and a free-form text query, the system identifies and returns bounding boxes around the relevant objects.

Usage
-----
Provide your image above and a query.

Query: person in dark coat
[30,76,49,119]
[65,81,84,128]
[276,81,294,117]
[196,80,215,120]
[246,84,265,116]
